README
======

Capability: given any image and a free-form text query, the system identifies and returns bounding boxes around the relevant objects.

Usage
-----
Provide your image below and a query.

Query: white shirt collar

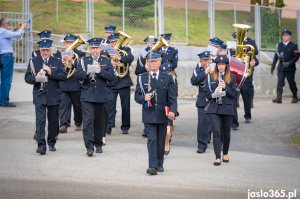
[151,70,159,79]
[283,41,290,46]
[162,47,168,53]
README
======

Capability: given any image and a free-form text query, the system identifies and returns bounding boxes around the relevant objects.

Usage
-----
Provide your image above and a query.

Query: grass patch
[0,0,297,46]
[293,133,300,150]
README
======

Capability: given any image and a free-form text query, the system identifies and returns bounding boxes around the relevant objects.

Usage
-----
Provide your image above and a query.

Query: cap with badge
[147,53,161,61]
[144,35,157,43]
[37,30,51,39]
[64,34,78,41]
[104,25,116,32]
[160,33,172,41]
[108,33,119,42]
[282,29,292,36]
[197,51,211,59]
[87,38,103,47]
[210,37,224,46]
[38,39,53,49]
[214,55,229,64]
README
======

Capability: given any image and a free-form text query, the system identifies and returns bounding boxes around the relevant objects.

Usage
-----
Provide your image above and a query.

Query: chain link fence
[1,0,299,50]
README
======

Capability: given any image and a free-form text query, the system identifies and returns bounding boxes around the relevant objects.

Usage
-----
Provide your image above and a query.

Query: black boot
[291,96,298,103]
[272,92,282,103]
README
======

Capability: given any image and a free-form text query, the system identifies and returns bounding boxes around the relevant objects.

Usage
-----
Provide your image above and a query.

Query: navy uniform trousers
[82,102,106,150]
[35,104,59,148]
[240,77,253,120]
[60,91,82,127]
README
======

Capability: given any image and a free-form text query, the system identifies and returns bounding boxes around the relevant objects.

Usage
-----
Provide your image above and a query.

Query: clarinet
[217,72,225,105]
[39,60,48,92]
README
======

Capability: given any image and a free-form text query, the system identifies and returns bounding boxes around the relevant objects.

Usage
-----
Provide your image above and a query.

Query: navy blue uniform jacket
[24,56,67,106]
[135,72,177,123]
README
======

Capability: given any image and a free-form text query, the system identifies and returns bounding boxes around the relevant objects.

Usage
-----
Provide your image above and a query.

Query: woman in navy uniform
[75,38,117,156]
[204,55,236,166]
[107,33,134,135]
[25,39,67,155]
[271,29,299,103]
[191,51,211,153]
[135,53,177,175]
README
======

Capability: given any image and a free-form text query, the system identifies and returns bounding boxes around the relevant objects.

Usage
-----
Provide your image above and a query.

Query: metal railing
[0,12,32,69]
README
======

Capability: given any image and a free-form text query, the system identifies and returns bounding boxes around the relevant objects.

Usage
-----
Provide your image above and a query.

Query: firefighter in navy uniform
[191,51,211,153]
[75,38,117,156]
[107,33,134,135]
[135,35,158,137]
[58,34,83,134]
[32,30,61,59]
[239,30,259,123]
[271,29,299,104]
[25,39,67,155]
[135,53,177,175]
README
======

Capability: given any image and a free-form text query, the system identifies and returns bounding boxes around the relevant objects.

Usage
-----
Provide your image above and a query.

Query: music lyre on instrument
[229,24,255,89]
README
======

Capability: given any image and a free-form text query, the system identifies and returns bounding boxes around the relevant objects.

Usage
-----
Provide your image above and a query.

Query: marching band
[22,23,299,174]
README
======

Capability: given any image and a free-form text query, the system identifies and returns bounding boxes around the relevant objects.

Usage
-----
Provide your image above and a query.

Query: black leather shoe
[59,125,67,133]
[49,146,56,151]
[122,130,128,134]
[96,146,103,153]
[197,148,205,153]
[272,98,282,103]
[86,150,93,157]
[106,128,112,135]
[164,150,170,156]
[291,97,298,103]
[245,118,251,123]
[33,134,37,141]
[36,147,46,155]
[0,102,16,107]
[142,132,147,137]
[232,126,238,131]
[146,168,157,175]
[157,167,164,172]
[213,159,221,166]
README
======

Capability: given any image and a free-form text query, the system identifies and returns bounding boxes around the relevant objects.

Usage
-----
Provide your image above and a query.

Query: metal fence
[1,0,300,69]
[0,12,32,69]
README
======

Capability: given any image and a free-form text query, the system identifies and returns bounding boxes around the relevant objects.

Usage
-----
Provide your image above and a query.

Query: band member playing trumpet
[58,34,83,133]
[25,39,67,155]
[204,55,236,166]
[107,33,134,135]
[75,38,117,156]
[135,53,177,175]
[191,51,211,154]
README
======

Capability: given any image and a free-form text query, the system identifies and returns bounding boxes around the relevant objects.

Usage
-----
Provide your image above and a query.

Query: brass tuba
[145,35,169,66]
[113,31,132,78]
[233,24,255,77]
[63,35,86,78]
[229,24,255,89]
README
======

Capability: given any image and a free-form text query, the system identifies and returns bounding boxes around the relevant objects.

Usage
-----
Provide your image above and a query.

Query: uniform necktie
[152,72,157,87]
[44,58,48,65]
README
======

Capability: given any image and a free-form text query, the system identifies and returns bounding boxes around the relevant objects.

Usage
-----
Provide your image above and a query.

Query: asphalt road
[0,71,299,199]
